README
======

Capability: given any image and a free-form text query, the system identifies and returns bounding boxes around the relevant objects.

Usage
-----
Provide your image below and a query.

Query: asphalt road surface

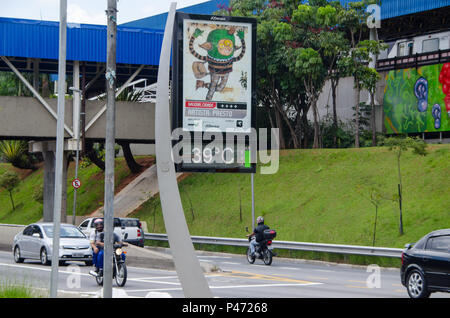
[0,249,448,298]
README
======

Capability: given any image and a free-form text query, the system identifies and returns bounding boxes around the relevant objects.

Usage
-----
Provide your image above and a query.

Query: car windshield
[43,225,86,238]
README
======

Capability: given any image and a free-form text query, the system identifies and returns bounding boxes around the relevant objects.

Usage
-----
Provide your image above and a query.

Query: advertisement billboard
[172,13,257,173]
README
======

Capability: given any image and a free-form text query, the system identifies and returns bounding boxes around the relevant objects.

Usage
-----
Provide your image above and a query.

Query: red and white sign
[72,178,81,189]
[185,100,217,108]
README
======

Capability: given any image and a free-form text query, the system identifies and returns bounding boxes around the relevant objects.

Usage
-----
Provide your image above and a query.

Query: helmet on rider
[94,218,104,231]
[256,216,264,224]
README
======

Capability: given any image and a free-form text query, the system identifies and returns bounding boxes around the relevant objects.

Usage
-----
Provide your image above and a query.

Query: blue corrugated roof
[0,17,164,65]
[122,0,450,30]
[1,1,449,66]
[342,0,450,20]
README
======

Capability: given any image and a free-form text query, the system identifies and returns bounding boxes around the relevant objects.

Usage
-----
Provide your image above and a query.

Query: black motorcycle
[246,229,277,266]
[90,244,128,287]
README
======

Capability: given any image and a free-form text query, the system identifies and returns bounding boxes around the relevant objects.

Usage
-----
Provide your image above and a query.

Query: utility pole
[50,0,67,298]
[103,0,117,298]
[70,60,81,225]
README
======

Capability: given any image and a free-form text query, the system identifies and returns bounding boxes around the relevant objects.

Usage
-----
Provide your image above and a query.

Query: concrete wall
[0,224,24,252]
[314,73,388,133]
[0,96,155,142]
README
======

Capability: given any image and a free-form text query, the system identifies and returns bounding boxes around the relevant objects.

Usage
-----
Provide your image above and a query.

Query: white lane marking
[279,267,302,270]
[0,262,91,277]
[107,282,324,294]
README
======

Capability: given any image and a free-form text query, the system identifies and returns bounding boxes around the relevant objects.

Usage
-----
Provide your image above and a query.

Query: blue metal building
[0,17,163,66]
[122,0,450,29]
[0,0,449,85]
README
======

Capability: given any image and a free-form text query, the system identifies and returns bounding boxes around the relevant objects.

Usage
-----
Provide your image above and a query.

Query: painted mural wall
[383,63,450,134]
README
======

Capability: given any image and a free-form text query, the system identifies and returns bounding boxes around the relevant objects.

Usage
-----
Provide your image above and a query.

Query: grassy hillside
[0,157,153,224]
[134,144,450,250]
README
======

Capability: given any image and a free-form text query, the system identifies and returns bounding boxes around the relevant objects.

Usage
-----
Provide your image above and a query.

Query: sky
[0,0,209,25]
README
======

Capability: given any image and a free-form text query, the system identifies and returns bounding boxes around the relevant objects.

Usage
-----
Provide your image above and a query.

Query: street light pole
[69,86,82,225]
[50,0,67,298]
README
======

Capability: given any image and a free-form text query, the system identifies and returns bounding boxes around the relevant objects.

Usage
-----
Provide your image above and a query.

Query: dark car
[400,229,450,298]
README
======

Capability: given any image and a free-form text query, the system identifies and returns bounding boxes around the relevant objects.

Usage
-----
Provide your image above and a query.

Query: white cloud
[67,3,105,25]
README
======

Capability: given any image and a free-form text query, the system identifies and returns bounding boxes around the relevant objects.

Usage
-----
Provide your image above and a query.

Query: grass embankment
[133,145,449,265]
[0,157,153,224]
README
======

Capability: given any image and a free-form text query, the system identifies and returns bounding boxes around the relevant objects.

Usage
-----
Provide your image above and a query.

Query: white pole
[71,61,81,225]
[50,0,67,298]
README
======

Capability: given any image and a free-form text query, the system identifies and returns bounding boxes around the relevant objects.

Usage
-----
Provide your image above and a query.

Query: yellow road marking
[209,270,316,285]
[345,285,369,289]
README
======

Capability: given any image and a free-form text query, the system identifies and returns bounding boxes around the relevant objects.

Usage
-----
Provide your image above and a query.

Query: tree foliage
[219,0,385,149]
[0,171,20,210]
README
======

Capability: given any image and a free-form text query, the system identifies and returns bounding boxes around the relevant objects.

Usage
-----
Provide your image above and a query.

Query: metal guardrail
[0,223,402,258]
[144,233,403,258]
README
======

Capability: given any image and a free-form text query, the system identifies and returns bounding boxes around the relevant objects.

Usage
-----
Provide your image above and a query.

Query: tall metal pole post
[71,61,81,225]
[50,0,67,298]
[251,173,255,230]
[103,0,117,298]
[155,3,211,297]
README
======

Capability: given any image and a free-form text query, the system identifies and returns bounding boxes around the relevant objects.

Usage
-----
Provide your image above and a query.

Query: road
[0,249,448,298]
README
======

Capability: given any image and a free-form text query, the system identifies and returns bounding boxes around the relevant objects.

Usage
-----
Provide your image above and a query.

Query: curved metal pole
[155,2,211,298]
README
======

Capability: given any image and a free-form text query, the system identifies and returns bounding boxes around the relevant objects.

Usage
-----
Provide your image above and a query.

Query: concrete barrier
[0,224,24,252]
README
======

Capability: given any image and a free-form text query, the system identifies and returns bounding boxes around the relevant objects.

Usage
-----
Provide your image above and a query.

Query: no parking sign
[72,178,81,189]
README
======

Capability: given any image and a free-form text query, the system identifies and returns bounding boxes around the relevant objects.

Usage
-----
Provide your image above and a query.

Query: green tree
[360,66,381,146]
[221,0,385,149]
[0,171,20,210]
[383,136,428,235]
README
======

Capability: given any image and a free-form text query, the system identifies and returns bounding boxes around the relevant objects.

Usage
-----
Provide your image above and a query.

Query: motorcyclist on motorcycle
[89,218,124,277]
[246,216,269,258]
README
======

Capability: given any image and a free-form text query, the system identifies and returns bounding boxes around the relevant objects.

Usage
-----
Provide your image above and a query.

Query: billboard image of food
[182,18,253,133]
[383,63,450,134]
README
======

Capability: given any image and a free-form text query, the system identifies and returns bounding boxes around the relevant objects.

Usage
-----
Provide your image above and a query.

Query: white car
[78,217,144,247]
[12,223,93,266]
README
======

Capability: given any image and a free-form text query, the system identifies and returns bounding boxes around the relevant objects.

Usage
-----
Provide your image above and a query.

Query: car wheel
[40,248,50,266]
[13,246,24,263]
[407,269,430,299]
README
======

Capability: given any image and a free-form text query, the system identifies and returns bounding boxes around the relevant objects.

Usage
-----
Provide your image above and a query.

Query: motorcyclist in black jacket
[246,216,269,257]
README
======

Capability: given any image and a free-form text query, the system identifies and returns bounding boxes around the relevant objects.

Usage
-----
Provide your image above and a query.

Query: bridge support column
[30,141,69,223]
[43,150,55,222]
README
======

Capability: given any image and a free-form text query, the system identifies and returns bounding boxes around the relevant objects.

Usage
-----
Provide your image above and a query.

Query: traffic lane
[0,251,326,298]
[0,254,181,297]
[0,250,418,298]
[197,253,449,298]
[1,250,449,298]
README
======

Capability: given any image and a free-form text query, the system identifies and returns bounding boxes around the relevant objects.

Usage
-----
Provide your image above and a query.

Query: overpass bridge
[0,17,163,222]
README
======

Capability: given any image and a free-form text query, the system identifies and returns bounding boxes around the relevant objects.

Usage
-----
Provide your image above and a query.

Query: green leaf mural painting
[383,63,450,134]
